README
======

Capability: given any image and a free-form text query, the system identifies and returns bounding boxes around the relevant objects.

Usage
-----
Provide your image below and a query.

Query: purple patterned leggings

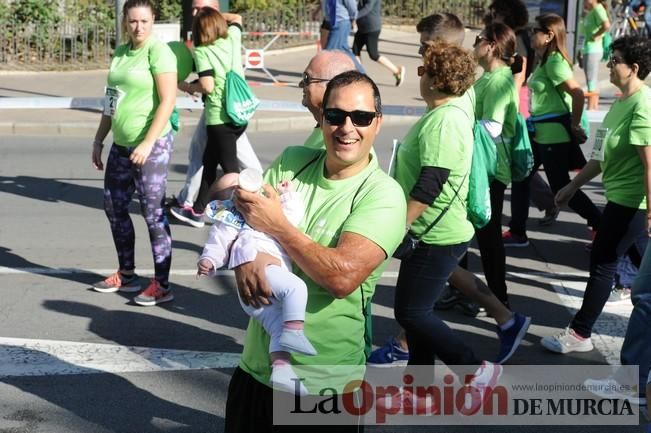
[103,132,173,286]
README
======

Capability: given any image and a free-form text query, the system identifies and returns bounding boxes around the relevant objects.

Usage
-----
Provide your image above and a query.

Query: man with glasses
[298,50,357,149]
[223,70,406,432]
[166,0,262,216]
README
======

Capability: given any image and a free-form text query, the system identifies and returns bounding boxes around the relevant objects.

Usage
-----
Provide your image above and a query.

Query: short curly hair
[422,40,476,97]
[611,35,651,79]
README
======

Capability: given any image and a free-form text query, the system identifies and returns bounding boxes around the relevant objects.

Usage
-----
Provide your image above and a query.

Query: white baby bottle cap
[238,168,263,192]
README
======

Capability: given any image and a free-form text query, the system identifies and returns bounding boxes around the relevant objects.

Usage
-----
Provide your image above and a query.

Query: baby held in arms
[197,168,316,396]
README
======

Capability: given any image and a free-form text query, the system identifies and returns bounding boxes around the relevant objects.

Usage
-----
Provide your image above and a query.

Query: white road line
[0,266,590,280]
[0,337,240,378]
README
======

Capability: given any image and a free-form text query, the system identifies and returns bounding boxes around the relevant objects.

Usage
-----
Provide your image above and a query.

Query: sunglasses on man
[324,108,380,127]
[300,72,330,87]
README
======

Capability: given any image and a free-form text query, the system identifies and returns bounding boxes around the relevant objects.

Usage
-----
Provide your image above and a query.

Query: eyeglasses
[324,108,380,127]
[417,65,426,77]
[473,35,493,47]
[607,54,626,66]
[300,72,330,87]
[530,27,548,34]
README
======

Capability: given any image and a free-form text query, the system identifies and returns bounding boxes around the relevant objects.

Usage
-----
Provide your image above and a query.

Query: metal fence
[0,21,114,70]
[382,0,487,28]
[0,0,486,70]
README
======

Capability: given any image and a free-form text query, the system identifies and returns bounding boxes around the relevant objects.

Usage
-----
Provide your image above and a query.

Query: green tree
[158,0,182,21]
[11,0,60,24]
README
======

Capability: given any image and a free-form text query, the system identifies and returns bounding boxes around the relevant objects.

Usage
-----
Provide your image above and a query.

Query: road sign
[245,49,264,69]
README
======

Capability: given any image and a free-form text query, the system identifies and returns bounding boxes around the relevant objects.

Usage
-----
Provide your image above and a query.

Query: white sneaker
[464,361,503,412]
[541,327,594,354]
[584,377,646,405]
[607,286,632,304]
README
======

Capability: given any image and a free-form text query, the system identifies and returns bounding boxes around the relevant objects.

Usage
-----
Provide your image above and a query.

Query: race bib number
[591,128,609,161]
[103,86,124,117]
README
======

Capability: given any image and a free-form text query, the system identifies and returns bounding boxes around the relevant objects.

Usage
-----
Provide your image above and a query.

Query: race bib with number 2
[103,86,124,117]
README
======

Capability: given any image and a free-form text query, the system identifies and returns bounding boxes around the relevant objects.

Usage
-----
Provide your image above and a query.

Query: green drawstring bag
[601,32,613,62]
[509,113,534,182]
[222,37,259,126]
[225,70,259,126]
[467,122,497,229]
[170,106,180,133]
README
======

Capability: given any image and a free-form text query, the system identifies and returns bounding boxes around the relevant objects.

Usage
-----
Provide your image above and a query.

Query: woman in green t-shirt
[171,8,246,227]
[529,13,602,236]
[469,22,520,307]
[579,0,610,110]
[541,36,651,355]
[90,0,177,306]
[393,40,502,386]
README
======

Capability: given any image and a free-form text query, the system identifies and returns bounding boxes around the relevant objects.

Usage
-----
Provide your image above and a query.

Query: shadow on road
[0,344,222,433]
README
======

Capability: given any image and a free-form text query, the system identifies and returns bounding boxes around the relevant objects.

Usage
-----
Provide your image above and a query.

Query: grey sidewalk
[0,27,622,137]
[0,29,423,136]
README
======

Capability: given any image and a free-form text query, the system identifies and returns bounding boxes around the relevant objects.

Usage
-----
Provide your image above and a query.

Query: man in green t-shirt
[299,50,356,149]
[223,71,406,432]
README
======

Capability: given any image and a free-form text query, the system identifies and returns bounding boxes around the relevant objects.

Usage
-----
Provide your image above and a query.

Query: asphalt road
[0,127,647,432]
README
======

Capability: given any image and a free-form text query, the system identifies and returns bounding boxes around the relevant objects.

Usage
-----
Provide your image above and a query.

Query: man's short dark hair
[611,35,651,79]
[416,13,465,46]
[322,71,382,114]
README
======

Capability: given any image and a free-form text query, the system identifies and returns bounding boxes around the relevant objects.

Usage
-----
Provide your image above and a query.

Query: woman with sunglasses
[528,14,602,239]
[469,23,520,310]
[392,40,502,390]
[542,35,651,354]
[171,8,246,227]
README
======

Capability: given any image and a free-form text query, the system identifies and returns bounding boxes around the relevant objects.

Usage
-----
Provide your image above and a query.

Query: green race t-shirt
[582,4,609,53]
[194,24,244,126]
[473,66,518,185]
[239,147,406,392]
[529,52,573,144]
[106,36,176,147]
[599,85,651,209]
[393,91,475,245]
[303,126,325,149]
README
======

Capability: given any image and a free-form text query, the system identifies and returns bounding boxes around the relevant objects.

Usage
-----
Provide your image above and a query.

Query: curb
[0,114,418,137]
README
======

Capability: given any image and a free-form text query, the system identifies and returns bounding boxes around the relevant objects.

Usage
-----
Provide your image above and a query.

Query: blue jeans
[394,240,479,367]
[621,241,651,397]
[325,19,366,73]
[631,0,651,34]
[616,254,638,288]
[570,202,647,337]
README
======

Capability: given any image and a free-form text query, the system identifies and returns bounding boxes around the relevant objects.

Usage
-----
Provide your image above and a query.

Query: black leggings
[193,122,245,213]
[459,180,509,304]
[352,30,381,61]
[571,202,648,337]
[538,141,602,229]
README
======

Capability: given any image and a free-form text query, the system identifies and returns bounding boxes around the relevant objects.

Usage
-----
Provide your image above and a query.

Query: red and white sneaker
[134,280,174,306]
[92,271,141,293]
[464,361,503,412]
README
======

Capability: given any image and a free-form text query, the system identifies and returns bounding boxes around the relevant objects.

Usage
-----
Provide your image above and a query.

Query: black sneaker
[455,296,481,317]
